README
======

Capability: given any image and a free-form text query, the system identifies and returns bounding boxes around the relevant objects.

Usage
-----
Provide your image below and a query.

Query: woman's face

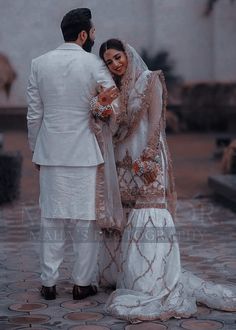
[103,49,128,76]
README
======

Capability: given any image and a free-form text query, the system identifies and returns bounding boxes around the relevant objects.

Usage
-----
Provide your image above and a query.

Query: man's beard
[82,36,94,53]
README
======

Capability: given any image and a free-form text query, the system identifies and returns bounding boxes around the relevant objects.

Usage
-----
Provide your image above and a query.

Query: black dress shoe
[73,284,97,300]
[40,285,56,300]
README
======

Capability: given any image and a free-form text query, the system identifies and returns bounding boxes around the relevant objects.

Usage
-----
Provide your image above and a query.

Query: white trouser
[40,217,100,287]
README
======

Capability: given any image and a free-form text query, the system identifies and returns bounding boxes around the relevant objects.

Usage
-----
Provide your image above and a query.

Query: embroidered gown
[93,44,236,322]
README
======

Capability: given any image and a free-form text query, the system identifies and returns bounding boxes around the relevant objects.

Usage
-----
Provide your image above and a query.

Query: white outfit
[27,43,114,286]
[103,105,236,321]
[27,43,112,166]
[39,166,97,220]
[40,217,100,287]
[96,44,236,321]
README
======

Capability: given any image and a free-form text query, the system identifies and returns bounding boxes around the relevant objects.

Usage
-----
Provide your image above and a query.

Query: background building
[0,0,236,108]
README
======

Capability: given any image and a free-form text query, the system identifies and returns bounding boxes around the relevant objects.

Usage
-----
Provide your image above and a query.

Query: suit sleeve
[91,57,120,134]
[92,57,115,90]
[26,59,44,152]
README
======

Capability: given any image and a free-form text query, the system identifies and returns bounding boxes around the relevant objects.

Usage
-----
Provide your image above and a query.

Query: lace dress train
[102,208,236,322]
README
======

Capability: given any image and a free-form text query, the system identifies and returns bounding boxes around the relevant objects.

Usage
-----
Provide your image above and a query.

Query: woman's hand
[132,159,159,185]
[90,86,119,121]
[142,170,157,184]
[98,86,119,106]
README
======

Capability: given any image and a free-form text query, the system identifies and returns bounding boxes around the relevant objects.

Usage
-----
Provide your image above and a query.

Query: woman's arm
[133,72,166,184]
[140,72,164,160]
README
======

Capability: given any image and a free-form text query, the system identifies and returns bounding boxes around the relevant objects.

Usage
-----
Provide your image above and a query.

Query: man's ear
[79,30,88,43]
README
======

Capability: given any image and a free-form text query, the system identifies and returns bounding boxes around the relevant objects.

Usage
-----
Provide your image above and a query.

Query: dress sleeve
[132,72,167,179]
[139,72,166,161]
[147,73,163,148]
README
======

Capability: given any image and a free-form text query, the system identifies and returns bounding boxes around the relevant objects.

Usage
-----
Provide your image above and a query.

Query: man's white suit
[27,43,114,287]
[27,42,113,166]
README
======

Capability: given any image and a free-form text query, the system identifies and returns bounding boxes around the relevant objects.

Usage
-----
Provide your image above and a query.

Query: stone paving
[0,198,236,329]
[0,131,236,329]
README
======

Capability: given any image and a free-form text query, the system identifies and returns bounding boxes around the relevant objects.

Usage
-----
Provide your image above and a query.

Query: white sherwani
[27,42,114,219]
[27,42,114,287]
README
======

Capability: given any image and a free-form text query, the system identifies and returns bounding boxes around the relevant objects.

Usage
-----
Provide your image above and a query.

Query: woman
[92,39,236,322]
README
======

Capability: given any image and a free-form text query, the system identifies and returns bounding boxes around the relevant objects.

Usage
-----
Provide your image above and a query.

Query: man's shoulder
[32,49,56,64]
[73,52,105,73]
[31,48,104,73]
[81,52,102,64]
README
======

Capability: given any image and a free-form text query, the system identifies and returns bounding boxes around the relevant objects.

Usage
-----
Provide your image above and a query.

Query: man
[27,8,118,300]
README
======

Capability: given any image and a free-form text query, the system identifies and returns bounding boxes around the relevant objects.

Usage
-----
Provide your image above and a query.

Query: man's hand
[98,86,119,106]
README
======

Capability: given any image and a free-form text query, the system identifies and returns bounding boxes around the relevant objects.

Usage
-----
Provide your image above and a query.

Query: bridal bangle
[90,96,112,119]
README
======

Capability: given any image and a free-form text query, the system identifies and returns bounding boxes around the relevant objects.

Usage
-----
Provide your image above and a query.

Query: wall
[151,0,214,81]
[213,0,236,81]
[0,0,235,107]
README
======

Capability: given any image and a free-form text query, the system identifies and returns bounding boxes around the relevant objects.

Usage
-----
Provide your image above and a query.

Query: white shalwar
[39,165,100,286]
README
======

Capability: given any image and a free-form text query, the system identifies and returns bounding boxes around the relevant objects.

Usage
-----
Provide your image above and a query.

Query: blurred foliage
[205,0,235,15]
[140,49,182,89]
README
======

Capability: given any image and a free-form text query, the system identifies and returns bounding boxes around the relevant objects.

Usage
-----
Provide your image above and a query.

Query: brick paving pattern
[0,131,235,329]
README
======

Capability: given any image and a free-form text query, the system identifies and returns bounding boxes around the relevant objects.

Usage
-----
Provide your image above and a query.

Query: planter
[0,151,22,204]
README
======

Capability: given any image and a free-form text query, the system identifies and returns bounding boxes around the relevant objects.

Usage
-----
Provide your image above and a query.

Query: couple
[27,7,236,321]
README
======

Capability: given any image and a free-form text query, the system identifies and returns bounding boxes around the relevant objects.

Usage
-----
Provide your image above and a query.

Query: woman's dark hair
[61,8,92,42]
[99,39,125,61]
[99,39,125,88]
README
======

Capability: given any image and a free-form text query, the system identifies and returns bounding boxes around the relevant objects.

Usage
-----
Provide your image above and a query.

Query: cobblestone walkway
[0,198,235,329]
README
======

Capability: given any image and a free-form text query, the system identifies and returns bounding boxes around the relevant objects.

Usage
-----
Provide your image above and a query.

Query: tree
[140,50,182,89]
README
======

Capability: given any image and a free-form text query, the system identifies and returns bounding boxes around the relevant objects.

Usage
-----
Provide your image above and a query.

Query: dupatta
[114,43,177,220]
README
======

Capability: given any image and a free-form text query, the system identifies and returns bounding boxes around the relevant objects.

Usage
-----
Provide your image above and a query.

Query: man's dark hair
[61,8,92,42]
